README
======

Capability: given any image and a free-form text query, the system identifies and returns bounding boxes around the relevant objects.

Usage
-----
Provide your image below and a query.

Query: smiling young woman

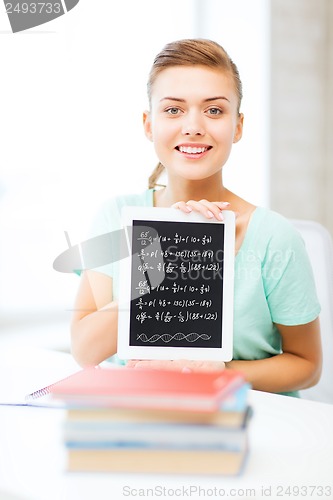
[70,39,322,396]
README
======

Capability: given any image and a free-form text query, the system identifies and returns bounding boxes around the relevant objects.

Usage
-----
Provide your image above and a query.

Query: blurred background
[0,0,332,351]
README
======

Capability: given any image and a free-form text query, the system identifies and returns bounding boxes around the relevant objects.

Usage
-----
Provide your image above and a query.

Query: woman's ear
[233,113,244,143]
[143,110,153,141]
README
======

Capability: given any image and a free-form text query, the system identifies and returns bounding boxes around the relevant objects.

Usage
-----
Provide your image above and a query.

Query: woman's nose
[181,112,205,136]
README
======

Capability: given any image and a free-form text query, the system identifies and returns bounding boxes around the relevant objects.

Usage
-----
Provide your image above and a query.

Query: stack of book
[41,366,252,475]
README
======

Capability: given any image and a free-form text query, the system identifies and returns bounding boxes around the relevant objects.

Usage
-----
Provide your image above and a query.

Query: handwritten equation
[129,220,224,349]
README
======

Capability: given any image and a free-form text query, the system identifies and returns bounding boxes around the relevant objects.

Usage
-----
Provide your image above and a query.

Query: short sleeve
[83,189,154,297]
[262,221,321,325]
[86,197,122,278]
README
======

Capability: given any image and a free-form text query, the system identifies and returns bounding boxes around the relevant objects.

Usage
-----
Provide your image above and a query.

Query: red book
[26,366,245,412]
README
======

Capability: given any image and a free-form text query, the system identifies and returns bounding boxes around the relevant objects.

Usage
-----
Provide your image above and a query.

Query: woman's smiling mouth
[175,145,212,157]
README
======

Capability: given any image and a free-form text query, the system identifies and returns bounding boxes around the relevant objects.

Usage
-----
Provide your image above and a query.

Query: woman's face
[143,65,243,183]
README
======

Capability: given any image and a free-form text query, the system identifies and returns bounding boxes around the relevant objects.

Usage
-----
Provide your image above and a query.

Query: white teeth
[179,146,207,154]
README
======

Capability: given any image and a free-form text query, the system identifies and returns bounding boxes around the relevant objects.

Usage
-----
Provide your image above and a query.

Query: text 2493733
[5,2,61,14]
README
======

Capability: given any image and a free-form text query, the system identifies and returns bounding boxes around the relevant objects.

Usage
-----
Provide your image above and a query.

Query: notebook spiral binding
[25,385,54,401]
[24,369,85,402]
[24,367,99,403]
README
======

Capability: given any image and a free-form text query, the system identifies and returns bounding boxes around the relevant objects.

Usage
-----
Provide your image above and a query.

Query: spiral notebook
[0,370,81,408]
[4,365,245,412]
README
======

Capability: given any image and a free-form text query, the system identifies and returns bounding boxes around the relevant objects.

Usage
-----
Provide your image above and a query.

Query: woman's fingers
[171,201,193,213]
[188,199,229,220]
[173,199,230,220]
[212,201,231,211]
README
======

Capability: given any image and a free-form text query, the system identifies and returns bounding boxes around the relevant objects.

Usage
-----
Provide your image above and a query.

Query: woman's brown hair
[147,38,243,189]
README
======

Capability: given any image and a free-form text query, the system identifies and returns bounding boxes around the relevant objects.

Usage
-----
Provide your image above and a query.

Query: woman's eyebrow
[159,97,185,103]
[205,96,230,103]
[159,96,230,103]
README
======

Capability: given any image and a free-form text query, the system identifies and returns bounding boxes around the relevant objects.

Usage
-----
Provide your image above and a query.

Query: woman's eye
[166,107,180,115]
[207,107,222,115]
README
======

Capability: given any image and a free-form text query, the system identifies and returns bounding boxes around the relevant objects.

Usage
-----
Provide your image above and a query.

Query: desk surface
[0,347,332,500]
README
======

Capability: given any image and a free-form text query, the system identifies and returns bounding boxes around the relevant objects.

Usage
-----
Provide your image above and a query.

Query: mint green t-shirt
[88,189,321,396]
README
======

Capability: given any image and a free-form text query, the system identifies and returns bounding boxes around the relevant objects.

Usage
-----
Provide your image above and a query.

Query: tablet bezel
[117,206,235,361]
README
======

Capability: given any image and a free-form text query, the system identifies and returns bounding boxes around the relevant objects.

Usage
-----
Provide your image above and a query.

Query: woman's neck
[154,176,230,208]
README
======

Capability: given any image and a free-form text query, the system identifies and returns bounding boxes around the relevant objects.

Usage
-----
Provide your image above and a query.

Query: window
[0,0,269,320]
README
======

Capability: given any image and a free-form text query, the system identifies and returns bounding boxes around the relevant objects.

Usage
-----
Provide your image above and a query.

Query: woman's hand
[126,359,225,372]
[172,200,231,220]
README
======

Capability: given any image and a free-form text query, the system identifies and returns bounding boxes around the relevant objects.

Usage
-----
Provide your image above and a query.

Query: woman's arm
[129,319,322,394]
[70,270,118,367]
[226,318,322,393]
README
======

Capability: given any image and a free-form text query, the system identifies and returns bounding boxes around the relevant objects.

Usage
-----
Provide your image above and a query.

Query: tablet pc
[117,207,235,361]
